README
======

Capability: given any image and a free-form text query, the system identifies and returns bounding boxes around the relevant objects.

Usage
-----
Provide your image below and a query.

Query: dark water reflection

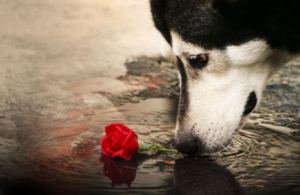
[1,98,300,195]
[168,158,244,195]
[1,156,246,195]
[3,154,299,195]
[100,155,138,187]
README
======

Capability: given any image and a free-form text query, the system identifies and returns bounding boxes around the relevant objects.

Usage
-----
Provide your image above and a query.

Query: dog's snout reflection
[169,158,245,195]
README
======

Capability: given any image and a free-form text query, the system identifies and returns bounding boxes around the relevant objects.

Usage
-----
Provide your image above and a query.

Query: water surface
[1,98,299,195]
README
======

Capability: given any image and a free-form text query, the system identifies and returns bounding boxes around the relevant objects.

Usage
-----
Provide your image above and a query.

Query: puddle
[1,98,300,195]
[1,56,300,194]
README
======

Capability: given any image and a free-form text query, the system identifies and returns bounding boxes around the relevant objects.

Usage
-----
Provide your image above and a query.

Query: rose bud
[100,123,139,161]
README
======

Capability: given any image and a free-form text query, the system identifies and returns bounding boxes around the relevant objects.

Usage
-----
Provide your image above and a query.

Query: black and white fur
[150,0,300,154]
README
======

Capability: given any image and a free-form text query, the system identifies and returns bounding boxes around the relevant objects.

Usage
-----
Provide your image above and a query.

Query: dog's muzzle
[175,92,258,155]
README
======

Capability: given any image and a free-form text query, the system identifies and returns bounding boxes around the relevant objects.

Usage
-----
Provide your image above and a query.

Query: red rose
[100,155,137,187]
[100,123,139,160]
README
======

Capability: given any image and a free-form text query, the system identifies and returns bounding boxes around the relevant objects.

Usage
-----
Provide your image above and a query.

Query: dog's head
[150,0,295,154]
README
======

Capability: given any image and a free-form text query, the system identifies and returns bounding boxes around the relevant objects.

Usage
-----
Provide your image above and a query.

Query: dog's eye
[187,54,209,69]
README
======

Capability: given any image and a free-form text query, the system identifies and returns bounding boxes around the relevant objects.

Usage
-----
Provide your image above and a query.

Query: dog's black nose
[243,91,257,116]
[175,138,201,156]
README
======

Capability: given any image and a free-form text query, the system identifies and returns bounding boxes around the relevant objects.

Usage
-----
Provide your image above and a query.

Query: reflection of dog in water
[150,0,300,155]
[168,158,244,195]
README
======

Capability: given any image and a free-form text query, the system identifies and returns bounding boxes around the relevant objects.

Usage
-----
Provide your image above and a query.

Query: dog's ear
[213,0,260,13]
[213,0,259,21]
[213,0,241,12]
[150,0,172,45]
[213,0,241,6]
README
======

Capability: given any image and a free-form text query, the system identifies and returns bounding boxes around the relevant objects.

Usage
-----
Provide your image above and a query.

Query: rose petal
[100,123,139,160]
[105,123,130,135]
[118,132,139,160]
[101,136,122,157]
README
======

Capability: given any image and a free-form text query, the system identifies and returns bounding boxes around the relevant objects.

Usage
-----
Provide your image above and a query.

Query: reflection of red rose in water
[101,155,138,187]
[100,123,139,160]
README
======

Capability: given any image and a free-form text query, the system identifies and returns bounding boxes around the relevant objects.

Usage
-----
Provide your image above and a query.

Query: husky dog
[150,0,299,154]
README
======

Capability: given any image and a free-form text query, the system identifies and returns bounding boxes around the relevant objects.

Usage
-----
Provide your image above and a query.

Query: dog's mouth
[176,112,256,155]
[175,90,259,155]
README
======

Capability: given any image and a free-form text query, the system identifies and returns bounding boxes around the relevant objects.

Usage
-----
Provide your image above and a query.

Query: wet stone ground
[1,55,299,195]
[109,56,179,105]
[0,2,299,194]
